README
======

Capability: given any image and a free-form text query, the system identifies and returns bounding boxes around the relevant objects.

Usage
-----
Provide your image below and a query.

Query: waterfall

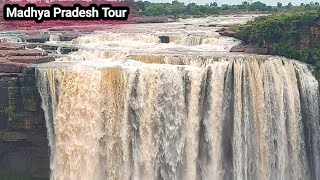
[35,56,320,180]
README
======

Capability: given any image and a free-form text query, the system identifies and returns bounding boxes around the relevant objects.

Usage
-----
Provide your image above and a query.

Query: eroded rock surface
[0,42,52,179]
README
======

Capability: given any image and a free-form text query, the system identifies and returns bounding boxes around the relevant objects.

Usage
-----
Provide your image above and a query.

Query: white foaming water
[34,15,320,180]
[51,15,250,62]
[49,34,61,42]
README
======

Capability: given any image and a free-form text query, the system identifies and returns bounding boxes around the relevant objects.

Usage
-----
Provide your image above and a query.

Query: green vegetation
[236,8,320,67]
[7,78,20,87]
[129,1,320,17]
[0,105,14,122]
[132,1,219,17]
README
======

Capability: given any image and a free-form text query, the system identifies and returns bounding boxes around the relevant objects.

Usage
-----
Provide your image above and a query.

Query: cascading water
[49,34,61,42]
[33,15,320,180]
[35,57,320,180]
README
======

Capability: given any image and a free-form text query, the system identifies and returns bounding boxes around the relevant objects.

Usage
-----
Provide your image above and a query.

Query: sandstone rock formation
[0,42,53,179]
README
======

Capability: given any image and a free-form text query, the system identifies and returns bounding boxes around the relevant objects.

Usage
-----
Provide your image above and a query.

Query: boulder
[159,36,170,43]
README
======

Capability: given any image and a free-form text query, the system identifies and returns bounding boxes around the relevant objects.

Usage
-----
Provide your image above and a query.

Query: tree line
[125,0,320,17]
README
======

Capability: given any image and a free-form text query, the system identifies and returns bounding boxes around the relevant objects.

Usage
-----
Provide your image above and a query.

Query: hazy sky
[146,0,319,6]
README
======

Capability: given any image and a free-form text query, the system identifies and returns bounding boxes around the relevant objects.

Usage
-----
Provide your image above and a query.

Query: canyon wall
[0,42,52,179]
[0,70,49,179]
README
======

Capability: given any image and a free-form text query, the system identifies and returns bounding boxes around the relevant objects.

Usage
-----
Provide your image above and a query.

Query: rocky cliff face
[0,42,53,179]
[219,25,320,55]
[0,71,49,179]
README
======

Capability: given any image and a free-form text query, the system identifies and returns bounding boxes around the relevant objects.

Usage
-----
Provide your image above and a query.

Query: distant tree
[301,3,305,6]
[221,4,230,10]
[315,2,320,6]
[242,1,249,5]
[172,0,179,5]
[249,1,267,11]
[186,3,196,14]
[266,6,273,11]
[210,2,218,7]
[135,1,146,11]
[277,2,282,8]
[305,3,311,9]
[286,2,293,9]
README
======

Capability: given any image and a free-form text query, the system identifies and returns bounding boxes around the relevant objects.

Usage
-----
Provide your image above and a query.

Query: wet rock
[159,36,170,43]
[204,24,218,27]
[230,44,271,55]
[41,44,59,51]
[59,32,80,41]
[218,30,239,38]
[216,27,243,39]
[21,86,41,112]
[24,44,39,49]
[60,47,79,54]
[0,73,24,78]
[1,131,27,141]
[25,35,49,43]
[216,27,227,32]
